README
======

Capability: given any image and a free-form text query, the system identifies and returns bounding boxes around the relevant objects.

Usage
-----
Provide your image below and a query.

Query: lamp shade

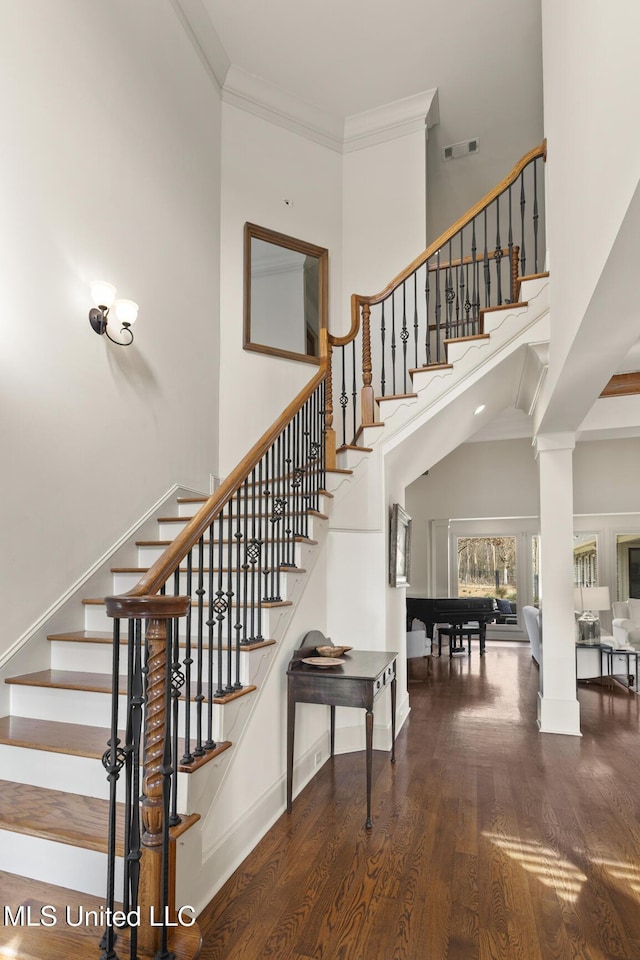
[114,299,138,325]
[90,280,117,309]
[580,586,610,612]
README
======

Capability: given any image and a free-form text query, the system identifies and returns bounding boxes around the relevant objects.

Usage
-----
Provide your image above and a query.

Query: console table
[286,648,397,829]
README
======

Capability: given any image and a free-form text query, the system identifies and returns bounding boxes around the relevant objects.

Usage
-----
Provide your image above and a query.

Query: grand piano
[406,597,496,656]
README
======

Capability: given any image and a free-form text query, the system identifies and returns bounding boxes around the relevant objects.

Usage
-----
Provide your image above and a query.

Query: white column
[535,433,581,736]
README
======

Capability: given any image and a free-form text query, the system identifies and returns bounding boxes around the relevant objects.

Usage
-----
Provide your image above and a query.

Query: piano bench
[437,626,486,658]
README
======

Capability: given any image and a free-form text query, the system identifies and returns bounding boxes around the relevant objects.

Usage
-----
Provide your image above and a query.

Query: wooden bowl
[316,645,348,658]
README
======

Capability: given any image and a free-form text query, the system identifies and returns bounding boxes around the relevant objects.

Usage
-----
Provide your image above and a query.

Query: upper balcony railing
[326,141,547,448]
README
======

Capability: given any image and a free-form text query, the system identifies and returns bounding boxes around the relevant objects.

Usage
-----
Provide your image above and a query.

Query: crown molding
[222,65,439,155]
[169,0,230,93]
[343,88,439,153]
[222,65,345,152]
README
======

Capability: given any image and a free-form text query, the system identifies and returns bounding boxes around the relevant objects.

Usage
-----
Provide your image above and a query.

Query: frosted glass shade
[114,299,138,325]
[90,281,117,309]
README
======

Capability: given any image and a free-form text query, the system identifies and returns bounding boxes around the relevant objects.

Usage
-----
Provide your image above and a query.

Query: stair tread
[158,510,328,522]
[82,597,293,608]
[48,629,277,653]
[0,716,117,759]
[110,566,307,574]
[0,869,202,960]
[0,870,113,959]
[375,393,418,403]
[0,715,233,772]
[135,534,318,546]
[409,362,453,374]
[5,670,258,705]
[0,778,125,853]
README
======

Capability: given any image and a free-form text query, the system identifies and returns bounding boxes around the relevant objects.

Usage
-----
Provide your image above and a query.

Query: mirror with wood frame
[244,223,328,364]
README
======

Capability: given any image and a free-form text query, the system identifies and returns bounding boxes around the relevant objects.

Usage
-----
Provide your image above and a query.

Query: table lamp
[574,585,611,644]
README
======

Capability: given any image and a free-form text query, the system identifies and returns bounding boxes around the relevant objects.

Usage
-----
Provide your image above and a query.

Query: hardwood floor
[198,644,640,960]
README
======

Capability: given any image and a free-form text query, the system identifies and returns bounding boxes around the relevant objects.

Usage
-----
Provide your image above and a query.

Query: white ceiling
[172,0,639,441]
[185,0,543,121]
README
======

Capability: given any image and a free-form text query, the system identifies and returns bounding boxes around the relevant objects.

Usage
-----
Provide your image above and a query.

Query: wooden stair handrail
[325,143,546,383]
[126,338,328,599]
[355,140,546,310]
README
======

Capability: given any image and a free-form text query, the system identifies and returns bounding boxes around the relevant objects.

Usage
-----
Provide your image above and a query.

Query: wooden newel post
[324,333,337,470]
[105,593,190,956]
[360,301,375,426]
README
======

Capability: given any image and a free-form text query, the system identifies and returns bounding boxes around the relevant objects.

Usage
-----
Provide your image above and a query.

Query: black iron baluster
[520,170,526,277]
[413,272,419,370]
[483,207,490,308]
[391,291,397,394]
[351,339,357,442]
[285,422,293,567]
[169,571,183,825]
[193,537,205,757]
[508,184,514,301]
[256,458,264,641]
[225,499,234,693]
[464,261,471,331]
[180,548,194,765]
[425,266,431,365]
[435,250,442,363]
[263,446,271,601]
[269,442,278,600]
[533,158,539,274]
[380,300,386,396]
[459,228,466,335]
[339,345,347,447]
[401,282,409,393]
[471,218,478,322]
[101,617,124,960]
[242,476,250,644]
[233,481,243,678]
[446,239,454,337]
[494,194,503,305]
[213,510,225,704]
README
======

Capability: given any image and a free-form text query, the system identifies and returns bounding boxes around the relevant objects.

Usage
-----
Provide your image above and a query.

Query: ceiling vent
[442,138,479,161]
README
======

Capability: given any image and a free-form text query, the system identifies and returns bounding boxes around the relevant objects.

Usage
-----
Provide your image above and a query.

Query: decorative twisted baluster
[361,301,375,426]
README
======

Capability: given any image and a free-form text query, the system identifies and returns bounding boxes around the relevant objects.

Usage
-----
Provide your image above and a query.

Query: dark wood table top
[287,649,398,681]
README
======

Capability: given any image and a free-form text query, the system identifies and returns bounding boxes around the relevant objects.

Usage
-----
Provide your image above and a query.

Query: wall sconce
[89,281,138,346]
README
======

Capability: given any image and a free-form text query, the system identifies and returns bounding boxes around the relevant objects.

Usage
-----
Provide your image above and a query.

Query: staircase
[0,143,547,959]
[0,478,336,959]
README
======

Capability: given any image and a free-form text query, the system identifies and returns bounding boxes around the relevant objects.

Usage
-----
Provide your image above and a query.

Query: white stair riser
[50,640,254,685]
[111,570,295,599]
[0,743,118,801]
[84,602,284,636]
[0,829,124,898]
[9,686,235,742]
[177,495,330,518]
[136,540,308,568]
[157,516,319,541]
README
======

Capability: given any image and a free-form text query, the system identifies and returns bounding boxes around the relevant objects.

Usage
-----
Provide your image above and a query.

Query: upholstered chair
[522,605,541,664]
[612,600,640,649]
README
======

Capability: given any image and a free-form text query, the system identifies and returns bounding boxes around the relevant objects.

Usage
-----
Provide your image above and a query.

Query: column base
[537,691,581,736]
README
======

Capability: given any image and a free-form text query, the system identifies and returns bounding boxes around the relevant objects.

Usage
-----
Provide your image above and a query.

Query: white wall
[426,2,543,243]
[342,130,427,326]
[539,0,640,428]
[406,436,640,596]
[0,0,222,654]
[218,104,343,475]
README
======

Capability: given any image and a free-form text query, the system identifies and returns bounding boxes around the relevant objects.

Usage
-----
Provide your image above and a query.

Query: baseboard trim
[187,733,328,916]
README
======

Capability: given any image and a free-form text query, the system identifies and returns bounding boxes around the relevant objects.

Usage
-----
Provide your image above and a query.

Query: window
[457,536,518,621]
